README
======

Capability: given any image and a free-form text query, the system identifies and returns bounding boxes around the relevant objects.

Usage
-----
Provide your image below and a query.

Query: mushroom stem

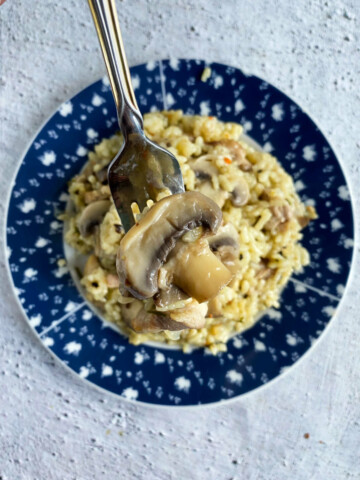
[171,239,233,303]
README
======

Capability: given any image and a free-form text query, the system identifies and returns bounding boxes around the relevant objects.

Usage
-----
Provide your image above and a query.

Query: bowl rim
[3,58,357,409]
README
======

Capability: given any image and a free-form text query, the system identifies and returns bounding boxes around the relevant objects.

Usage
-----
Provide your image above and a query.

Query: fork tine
[108,177,137,231]
[132,187,149,212]
[116,203,136,232]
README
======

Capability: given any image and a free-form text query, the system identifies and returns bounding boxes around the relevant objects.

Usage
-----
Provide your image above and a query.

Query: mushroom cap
[116,191,222,300]
[190,155,229,208]
[208,223,240,255]
[190,155,218,182]
[230,179,250,207]
[77,199,111,237]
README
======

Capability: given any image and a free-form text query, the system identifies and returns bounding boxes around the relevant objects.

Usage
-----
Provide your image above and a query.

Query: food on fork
[117,191,232,332]
[64,110,316,354]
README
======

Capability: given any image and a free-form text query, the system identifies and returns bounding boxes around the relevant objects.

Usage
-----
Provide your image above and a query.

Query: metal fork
[88,0,184,232]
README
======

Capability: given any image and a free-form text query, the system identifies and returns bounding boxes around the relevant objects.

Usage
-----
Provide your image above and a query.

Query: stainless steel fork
[88,0,184,232]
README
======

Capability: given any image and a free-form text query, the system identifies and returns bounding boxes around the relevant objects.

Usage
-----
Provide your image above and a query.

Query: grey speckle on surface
[0,1,359,479]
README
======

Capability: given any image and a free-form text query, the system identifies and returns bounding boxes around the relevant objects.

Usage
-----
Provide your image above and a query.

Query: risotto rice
[64,110,316,354]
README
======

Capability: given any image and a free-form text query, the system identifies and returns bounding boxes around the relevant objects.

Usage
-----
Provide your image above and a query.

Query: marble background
[0,1,359,479]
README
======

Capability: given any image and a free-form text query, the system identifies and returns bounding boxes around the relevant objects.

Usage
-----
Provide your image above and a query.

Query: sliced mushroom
[231,178,250,207]
[190,155,218,182]
[116,192,222,300]
[120,300,164,333]
[208,223,241,274]
[211,139,252,171]
[154,285,190,310]
[264,205,293,233]
[195,171,212,182]
[208,223,239,253]
[190,155,229,208]
[230,178,250,207]
[77,200,111,237]
[120,299,206,333]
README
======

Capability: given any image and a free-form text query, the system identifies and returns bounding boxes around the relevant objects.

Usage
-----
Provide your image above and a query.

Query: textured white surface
[0,1,360,479]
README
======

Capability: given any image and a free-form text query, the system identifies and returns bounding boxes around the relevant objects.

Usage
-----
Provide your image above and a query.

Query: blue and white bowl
[5,59,354,406]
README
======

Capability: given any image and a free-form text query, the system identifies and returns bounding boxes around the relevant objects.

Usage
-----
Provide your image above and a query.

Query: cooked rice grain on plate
[63,110,316,354]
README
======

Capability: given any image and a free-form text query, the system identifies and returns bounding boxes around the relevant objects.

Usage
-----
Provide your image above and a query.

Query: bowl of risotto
[6,59,354,406]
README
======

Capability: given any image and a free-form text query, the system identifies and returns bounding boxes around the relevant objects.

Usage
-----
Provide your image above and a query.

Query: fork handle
[88,0,143,134]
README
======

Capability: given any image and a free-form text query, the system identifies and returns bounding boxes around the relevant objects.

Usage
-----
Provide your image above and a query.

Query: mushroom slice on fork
[116,191,223,300]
